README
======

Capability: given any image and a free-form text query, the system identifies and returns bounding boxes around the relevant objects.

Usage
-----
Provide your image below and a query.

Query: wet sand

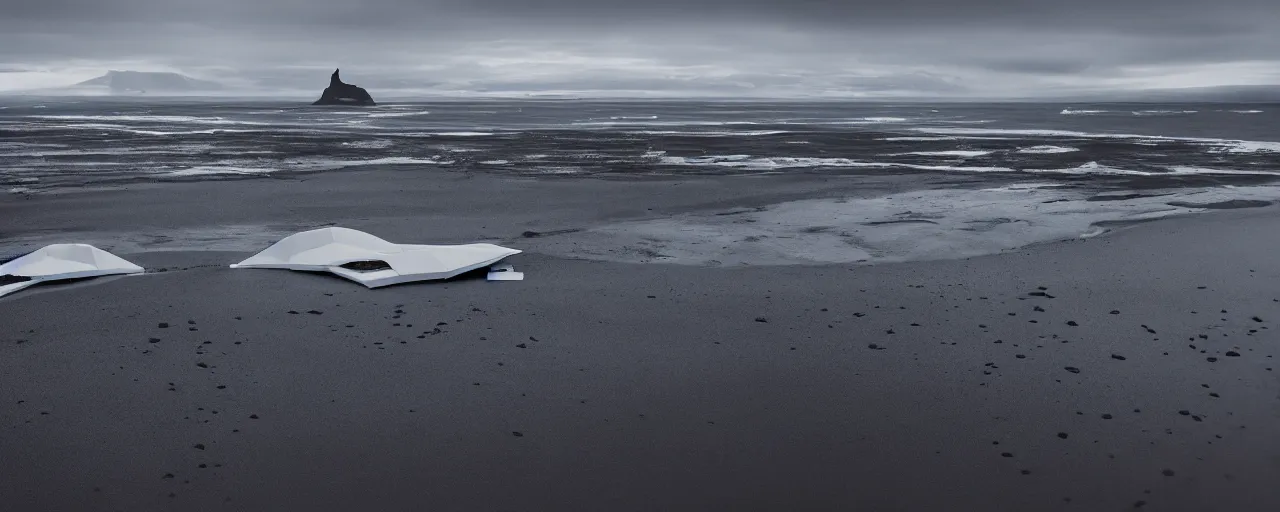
[2,171,1280,511]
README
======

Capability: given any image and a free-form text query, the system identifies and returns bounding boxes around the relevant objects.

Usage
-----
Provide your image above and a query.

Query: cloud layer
[2,0,1277,96]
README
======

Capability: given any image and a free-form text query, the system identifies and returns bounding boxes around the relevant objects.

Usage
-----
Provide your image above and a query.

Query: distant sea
[1,98,1277,192]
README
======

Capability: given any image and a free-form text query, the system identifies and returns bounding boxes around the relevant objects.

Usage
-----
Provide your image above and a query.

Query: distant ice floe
[537,184,1280,266]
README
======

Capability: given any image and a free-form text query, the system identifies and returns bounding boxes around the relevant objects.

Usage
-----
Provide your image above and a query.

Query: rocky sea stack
[313,69,376,106]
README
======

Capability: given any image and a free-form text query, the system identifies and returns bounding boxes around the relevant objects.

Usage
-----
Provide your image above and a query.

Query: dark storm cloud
[983,60,1094,76]
[6,0,1278,32]
[1,0,1276,96]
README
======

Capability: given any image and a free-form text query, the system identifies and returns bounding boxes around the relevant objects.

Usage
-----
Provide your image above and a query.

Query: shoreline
[4,169,1280,511]
[5,168,1280,268]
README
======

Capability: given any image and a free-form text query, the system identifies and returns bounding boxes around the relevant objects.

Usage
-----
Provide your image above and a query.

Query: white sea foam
[367,110,431,118]
[629,130,789,136]
[914,127,1106,138]
[1231,110,1264,114]
[1210,140,1280,153]
[544,184,1280,266]
[30,115,271,126]
[656,154,1013,173]
[1060,109,1109,115]
[913,127,1280,153]
[1028,161,1280,177]
[0,142,67,150]
[827,117,911,124]
[572,120,760,127]
[480,160,511,165]
[609,115,658,120]
[1132,110,1198,116]
[331,157,451,167]
[341,139,395,149]
[880,136,959,141]
[895,150,993,157]
[1164,166,1280,176]
[167,166,276,177]
[1017,145,1079,154]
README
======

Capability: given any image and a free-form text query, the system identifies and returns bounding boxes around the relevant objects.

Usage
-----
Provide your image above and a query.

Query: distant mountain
[74,71,223,93]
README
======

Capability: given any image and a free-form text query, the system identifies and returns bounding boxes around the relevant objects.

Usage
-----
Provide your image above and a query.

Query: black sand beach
[3,169,1279,511]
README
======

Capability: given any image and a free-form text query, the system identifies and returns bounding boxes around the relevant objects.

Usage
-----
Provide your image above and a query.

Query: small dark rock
[512,431,524,437]
[193,444,205,450]
[1225,351,1240,357]
[1064,367,1081,374]
[1066,320,1079,326]
[158,322,169,328]
[754,317,768,323]
[1057,432,1069,439]
[1111,354,1126,361]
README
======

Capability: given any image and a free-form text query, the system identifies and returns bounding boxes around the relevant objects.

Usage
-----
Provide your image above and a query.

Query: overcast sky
[1,0,1277,97]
